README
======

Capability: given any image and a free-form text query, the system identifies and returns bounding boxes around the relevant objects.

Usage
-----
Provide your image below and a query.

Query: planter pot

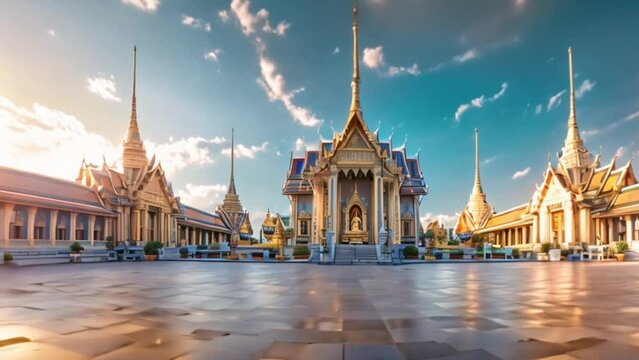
[70,252,82,263]
[548,249,561,262]
[276,255,287,262]
[615,254,625,262]
[424,256,436,261]
[293,255,309,260]
[180,254,188,258]
[225,255,239,261]
[406,255,418,260]
[144,255,157,261]
[537,253,549,261]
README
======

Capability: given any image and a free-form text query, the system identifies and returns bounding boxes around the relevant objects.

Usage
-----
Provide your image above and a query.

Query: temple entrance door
[551,211,564,244]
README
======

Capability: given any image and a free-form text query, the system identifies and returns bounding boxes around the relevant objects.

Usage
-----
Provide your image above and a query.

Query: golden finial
[350,0,361,113]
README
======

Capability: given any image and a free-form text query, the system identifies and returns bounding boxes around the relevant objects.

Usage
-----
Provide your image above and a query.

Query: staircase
[334,245,378,264]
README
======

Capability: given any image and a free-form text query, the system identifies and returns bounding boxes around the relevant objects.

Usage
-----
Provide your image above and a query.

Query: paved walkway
[1,261,639,359]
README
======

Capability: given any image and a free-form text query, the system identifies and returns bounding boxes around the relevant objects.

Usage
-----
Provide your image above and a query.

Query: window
[299,220,309,236]
[76,229,85,240]
[56,228,67,240]
[402,220,412,237]
[12,225,23,239]
[34,226,45,240]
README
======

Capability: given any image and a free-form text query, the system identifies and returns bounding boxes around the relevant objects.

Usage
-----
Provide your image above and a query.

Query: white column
[70,212,77,242]
[626,215,633,246]
[540,207,550,244]
[27,207,37,247]
[532,215,539,244]
[190,227,195,245]
[88,215,96,246]
[2,203,14,247]
[522,226,528,244]
[50,210,58,247]
[413,194,420,246]
[564,202,574,246]
[607,218,614,244]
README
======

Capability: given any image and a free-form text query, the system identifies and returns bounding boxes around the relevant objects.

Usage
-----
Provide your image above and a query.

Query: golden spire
[228,128,237,195]
[123,45,147,172]
[565,46,582,146]
[472,128,483,195]
[221,128,243,213]
[349,0,361,113]
[125,46,142,145]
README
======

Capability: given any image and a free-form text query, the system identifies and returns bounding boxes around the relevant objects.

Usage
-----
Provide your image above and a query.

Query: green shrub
[179,247,189,258]
[541,243,551,254]
[196,244,208,250]
[144,241,163,255]
[209,242,220,250]
[403,245,419,258]
[70,241,84,253]
[293,245,310,256]
[616,241,629,254]
[3,253,13,262]
[105,236,114,250]
[447,239,460,246]
[512,248,520,259]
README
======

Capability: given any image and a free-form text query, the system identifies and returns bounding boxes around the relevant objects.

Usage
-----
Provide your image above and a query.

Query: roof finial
[229,128,237,195]
[349,0,361,113]
[568,47,576,127]
[472,128,483,194]
[131,45,137,124]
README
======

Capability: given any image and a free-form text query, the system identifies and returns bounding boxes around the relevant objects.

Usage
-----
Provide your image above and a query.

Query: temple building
[455,48,639,248]
[1,47,234,249]
[283,1,428,247]
[261,210,287,245]
[216,129,253,246]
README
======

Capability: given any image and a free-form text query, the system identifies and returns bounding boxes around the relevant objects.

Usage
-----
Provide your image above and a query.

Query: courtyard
[1,262,639,359]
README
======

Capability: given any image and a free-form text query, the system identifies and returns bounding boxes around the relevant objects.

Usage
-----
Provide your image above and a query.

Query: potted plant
[548,243,561,262]
[195,244,207,258]
[537,243,550,261]
[293,245,310,260]
[3,252,13,264]
[403,245,419,260]
[144,241,163,261]
[179,247,189,259]
[615,241,629,262]
[69,241,84,263]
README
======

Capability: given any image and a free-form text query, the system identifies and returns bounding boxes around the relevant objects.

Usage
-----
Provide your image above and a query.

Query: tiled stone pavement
[1,261,639,359]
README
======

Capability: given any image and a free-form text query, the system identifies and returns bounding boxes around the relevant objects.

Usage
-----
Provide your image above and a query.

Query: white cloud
[46,29,56,36]
[453,48,479,63]
[0,95,121,180]
[363,46,385,69]
[176,183,227,210]
[615,146,626,159]
[218,10,230,22]
[229,0,321,127]
[624,111,639,122]
[0,94,228,182]
[363,46,420,77]
[333,47,340,55]
[546,90,566,111]
[388,64,420,77]
[454,82,508,121]
[534,104,543,115]
[121,0,159,12]
[87,75,122,102]
[204,49,223,62]
[230,0,287,36]
[514,0,526,9]
[146,136,218,177]
[581,128,600,140]
[221,142,269,159]
[575,79,595,99]
[481,156,498,165]
[512,166,531,180]
[181,14,211,32]
[420,213,459,228]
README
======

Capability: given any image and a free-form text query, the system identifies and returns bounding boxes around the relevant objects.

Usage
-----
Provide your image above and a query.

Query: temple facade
[0,47,236,249]
[456,48,639,248]
[283,2,428,247]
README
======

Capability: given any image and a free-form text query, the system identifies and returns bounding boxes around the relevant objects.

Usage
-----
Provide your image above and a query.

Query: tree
[425,229,435,241]
[284,228,295,244]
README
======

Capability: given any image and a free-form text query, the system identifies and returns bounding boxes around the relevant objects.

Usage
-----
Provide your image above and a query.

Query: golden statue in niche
[350,206,362,232]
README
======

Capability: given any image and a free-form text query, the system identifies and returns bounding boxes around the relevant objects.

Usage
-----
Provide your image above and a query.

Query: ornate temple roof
[283,0,427,197]
[0,166,116,216]
[177,204,230,234]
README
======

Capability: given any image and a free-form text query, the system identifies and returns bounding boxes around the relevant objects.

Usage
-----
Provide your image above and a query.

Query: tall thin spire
[472,128,483,195]
[349,0,361,113]
[130,45,138,129]
[229,128,237,195]
[566,46,580,140]
[123,45,147,173]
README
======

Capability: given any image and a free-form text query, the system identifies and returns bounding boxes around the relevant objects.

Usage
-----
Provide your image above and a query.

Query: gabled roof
[178,204,230,233]
[482,204,529,231]
[0,166,116,216]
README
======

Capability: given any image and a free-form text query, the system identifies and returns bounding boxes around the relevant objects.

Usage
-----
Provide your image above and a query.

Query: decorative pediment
[345,130,370,149]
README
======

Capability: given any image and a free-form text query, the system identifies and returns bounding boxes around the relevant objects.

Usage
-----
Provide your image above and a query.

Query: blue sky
[1,0,638,228]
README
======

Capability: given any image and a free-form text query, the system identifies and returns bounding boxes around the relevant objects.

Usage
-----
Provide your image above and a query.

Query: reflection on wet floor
[1,261,639,359]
